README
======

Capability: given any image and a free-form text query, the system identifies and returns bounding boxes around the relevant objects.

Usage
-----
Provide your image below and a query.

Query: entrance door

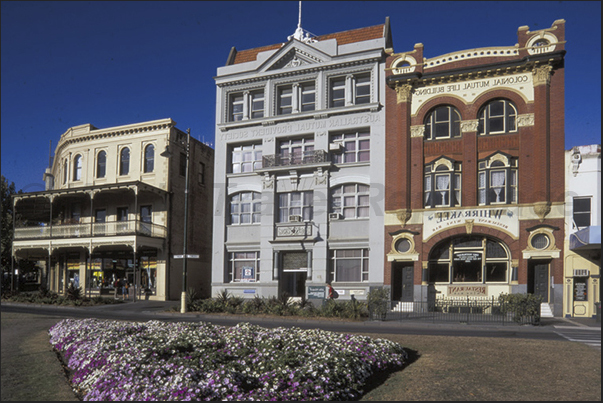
[529,261,549,302]
[392,263,414,302]
[280,251,308,298]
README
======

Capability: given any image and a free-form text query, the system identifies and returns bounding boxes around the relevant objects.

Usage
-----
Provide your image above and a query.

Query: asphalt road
[1,300,579,342]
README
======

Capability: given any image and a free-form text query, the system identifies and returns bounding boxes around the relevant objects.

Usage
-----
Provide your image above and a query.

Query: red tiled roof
[229,24,385,65]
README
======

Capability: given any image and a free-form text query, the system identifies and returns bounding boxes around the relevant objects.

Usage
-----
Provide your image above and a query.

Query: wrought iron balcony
[262,150,329,169]
[14,220,167,240]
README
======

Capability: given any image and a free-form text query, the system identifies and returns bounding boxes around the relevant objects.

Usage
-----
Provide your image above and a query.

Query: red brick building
[383,20,566,316]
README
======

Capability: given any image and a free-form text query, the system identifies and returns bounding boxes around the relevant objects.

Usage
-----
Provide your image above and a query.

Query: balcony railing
[262,150,329,169]
[14,220,167,240]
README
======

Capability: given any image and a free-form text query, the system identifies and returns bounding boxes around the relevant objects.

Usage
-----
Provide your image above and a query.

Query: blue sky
[2,1,601,192]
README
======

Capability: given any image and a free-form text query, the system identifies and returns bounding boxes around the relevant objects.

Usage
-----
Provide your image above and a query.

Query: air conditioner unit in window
[289,215,303,222]
[329,141,344,151]
[329,213,343,220]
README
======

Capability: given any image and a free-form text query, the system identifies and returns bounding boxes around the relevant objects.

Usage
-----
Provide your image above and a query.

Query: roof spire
[287,1,316,43]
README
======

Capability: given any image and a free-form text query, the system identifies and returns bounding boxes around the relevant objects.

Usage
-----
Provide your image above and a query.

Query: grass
[1,311,600,401]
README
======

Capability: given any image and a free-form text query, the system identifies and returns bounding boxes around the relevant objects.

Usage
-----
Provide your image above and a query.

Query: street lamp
[160,128,191,314]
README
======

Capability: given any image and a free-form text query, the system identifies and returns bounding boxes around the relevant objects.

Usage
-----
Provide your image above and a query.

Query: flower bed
[49,319,408,401]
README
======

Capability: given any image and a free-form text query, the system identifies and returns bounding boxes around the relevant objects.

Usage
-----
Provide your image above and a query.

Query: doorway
[528,260,549,302]
[391,263,414,302]
[280,251,308,298]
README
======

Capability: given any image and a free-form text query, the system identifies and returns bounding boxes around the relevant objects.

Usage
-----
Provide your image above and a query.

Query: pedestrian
[122,278,128,300]
[114,278,121,300]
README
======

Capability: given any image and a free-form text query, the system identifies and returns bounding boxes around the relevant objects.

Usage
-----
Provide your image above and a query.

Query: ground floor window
[229,251,260,282]
[329,249,369,282]
[428,235,509,284]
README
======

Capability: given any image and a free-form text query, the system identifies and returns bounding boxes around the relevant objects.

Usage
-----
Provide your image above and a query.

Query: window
[331,130,370,163]
[330,184,370,219]
[140,205,152,223]
[478,99,517,135]
[277,82,316,115]
[228,252,260,282]
[424,159,461,208]
[230,192,261,225]
[573,197,591,229]
[143,144,154,173]
[231,144,262,173]
[117,207,129,232]
[478,154,517,205]
[278,191,313,222]
[277,86,293,115]
[329,249,369,282]
[228,90,264,121]
[73,155,82,181]
[428,236,509,284]
[279,137,314,165]
[96,151,106,178]
[424,106,461,140]
[119,148,130,176]
[198,162,205,185]
[95,209,106,223]
[329,73,371,108]
[330,77,346,107]
[354,74,371,104]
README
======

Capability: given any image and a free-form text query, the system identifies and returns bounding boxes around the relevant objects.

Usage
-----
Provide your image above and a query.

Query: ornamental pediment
[260,42,331,72]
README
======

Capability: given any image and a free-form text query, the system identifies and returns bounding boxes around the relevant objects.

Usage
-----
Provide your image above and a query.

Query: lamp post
[181,128,191,313]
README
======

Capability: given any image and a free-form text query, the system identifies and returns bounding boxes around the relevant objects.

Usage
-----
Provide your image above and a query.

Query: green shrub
[498,293,542,323]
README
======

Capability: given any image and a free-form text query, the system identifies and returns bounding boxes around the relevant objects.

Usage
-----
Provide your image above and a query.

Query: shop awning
[570,225,601,251]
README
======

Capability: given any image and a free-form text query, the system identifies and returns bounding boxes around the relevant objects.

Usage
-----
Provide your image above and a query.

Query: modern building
[563,144,601,318]
[383,20,567,316]
[11,118,214,300]
[211,19,393,300]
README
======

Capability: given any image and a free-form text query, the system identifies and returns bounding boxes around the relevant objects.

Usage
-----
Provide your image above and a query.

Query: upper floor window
[119,148,130,176]
[277,82,316,115]
[329,73,371,108]
[330,184,370,219]
[424,158,461,208]
[96,151,106,178]
[331,130,370,163]
[278,191,313,222]
[231,143,262,173]
[143,144,155,173]
[573,197,591,229]
[73,155,82,181]
[230,191,261,225]
[228,90,265,122]
[279,136,314,165]
[478,153,517,205]
[424,105,461,140]
[478,99,517,135]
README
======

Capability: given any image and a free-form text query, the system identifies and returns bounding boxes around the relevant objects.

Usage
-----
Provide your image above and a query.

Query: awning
[570,225,601,251]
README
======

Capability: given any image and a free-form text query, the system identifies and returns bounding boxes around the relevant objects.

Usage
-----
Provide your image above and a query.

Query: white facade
[563,144,601,317]
[212,21,392,300]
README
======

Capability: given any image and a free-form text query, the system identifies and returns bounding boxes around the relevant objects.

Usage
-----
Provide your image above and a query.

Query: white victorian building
[211,19,393,300]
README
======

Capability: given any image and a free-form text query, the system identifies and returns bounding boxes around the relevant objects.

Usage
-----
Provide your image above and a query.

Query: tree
[1,175,17,287]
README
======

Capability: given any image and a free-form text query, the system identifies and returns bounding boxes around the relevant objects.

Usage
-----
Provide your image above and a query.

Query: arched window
[424,158,461,208]
[478,153,518,205]
[478,99,517,135]
[230,191,261,225]
[119,147,130,176]
[424,105,461,140]
[96,151,106,178]
[330,183,370,219]
[428,235,509,284]
[144,144,155,173]
[73,155,82,181]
